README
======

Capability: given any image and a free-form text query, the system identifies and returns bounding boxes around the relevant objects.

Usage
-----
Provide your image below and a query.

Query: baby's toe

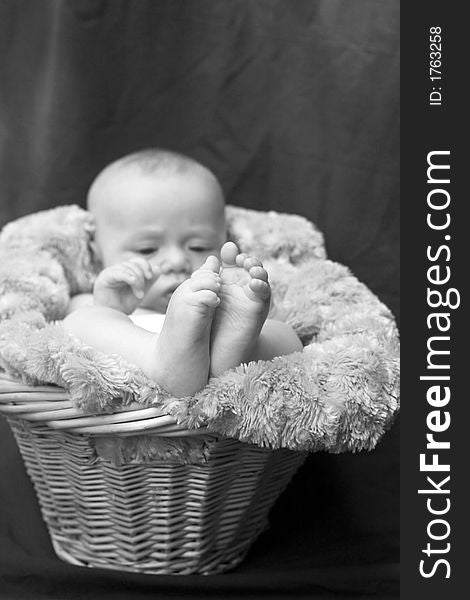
[190,273,221,293]
[192,257,220,280]
[248,278,271,301]
[193,289,220,308]
[220,241,239,266]
[199,255,221,273]
[234,253,249,267]
[248,265,269,282]
[243,256,263,271]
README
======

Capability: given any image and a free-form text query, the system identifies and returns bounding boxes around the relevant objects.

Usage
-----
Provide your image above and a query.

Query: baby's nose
[157,247,190,274]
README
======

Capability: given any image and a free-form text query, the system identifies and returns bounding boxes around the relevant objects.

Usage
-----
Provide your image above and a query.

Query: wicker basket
[0,371,305,575]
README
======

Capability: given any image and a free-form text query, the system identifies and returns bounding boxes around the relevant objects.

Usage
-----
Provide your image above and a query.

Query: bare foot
[151,255,221,396]
[210,242,271,377]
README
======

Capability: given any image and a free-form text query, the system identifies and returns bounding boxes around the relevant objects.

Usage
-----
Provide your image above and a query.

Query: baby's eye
[189,246,210,253]
[138,247,158,255]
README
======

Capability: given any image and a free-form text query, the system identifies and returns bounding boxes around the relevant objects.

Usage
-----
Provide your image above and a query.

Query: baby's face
[91,168,226,312]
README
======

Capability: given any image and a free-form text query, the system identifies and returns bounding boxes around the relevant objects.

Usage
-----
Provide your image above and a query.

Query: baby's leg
[209,242,302,377]
[63,256,221,397]
[153,256,221,396]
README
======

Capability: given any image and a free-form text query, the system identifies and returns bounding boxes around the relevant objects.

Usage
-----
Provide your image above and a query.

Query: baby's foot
[210,242,271,377]
[151,256,221,397]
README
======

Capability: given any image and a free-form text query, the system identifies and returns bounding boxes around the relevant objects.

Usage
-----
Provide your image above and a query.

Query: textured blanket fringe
[93,434,217,466]
[0,204,399,460]
[0,319,168,412]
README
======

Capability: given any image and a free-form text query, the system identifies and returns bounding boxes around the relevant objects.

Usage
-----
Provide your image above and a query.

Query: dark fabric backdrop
[0,1,399,598]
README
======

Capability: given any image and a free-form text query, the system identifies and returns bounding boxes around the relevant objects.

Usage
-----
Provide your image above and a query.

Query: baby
[63,149,302,397]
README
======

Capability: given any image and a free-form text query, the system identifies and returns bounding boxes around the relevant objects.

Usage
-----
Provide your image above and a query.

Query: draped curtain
[0,0,399,304]
[0,1,399,597]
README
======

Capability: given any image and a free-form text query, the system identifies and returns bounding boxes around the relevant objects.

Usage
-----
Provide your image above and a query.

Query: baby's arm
[66,293,93,314]
[63,257,160,374]
[63,256,222,398]
[92,258,157,314]
[66,257,157,316]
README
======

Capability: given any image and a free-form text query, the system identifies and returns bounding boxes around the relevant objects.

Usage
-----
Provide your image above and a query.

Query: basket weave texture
[1,372,305,575]
[0,205,399,575]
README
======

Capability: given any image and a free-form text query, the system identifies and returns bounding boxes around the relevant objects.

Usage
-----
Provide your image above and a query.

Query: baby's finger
[130,282,146,299]
[131,261,162,289]
[102,265,135,286]
[125,257,154,280]
[107,265,144,299]
[122,260,147,281]
[148,261,161,280]
[124,269,148,299]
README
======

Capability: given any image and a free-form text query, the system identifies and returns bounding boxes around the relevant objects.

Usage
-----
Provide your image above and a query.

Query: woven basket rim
[0,370,207,437]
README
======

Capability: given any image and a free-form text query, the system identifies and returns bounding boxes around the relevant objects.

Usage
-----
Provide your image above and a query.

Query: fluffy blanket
[0,205,399,454]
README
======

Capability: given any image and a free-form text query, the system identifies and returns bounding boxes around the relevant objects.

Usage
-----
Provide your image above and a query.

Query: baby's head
[88,149,226,312]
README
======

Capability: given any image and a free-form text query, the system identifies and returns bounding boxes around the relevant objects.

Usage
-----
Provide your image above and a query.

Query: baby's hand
[93,258,159,314]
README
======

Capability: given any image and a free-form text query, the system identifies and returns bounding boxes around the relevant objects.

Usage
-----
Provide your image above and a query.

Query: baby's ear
[88,230,103,270]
